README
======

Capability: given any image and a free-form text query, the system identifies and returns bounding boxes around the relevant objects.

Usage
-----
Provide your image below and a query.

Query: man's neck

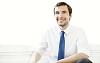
[59,24,69,30]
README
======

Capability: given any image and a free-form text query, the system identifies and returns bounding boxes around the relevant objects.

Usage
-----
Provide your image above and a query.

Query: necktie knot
[61,31,65,36]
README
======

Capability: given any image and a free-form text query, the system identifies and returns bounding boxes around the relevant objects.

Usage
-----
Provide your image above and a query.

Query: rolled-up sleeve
[36,32,48,56]
[76,29,90,57]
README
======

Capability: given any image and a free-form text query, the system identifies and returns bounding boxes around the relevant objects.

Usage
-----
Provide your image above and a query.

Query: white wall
[0,0,100,46]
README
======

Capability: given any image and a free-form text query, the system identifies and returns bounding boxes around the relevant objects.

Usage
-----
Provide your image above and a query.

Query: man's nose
[58,13,63,17]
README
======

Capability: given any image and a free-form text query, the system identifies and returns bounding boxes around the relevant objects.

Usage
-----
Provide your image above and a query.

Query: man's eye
[55,11,59,14]
[62,11,66,13]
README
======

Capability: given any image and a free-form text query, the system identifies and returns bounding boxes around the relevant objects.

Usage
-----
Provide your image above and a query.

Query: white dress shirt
[36,25,90,63]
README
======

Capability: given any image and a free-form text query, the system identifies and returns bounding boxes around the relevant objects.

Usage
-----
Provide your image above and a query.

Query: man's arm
[56,53,89,63]
[30,52,41,63]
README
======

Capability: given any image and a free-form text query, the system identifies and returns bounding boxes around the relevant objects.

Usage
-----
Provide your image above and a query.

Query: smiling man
[31,2,92,63]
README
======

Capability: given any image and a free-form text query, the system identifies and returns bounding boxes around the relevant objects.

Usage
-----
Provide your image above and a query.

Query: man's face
[54,5,71,27]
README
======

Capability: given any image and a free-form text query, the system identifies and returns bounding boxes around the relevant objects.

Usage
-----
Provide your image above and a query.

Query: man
[31,2,92,63]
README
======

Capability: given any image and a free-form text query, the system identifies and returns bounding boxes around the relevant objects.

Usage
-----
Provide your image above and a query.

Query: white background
[0,0,100,47]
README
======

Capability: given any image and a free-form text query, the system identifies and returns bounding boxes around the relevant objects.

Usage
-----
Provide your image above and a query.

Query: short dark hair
[54,2,72,16]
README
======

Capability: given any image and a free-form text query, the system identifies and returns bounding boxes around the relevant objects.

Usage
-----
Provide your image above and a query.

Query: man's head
[54,2,72,29]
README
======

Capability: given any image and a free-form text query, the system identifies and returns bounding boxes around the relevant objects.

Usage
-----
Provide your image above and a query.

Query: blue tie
[58,31,65,60]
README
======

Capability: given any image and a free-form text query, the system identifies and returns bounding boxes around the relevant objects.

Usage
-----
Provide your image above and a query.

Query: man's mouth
[57,18,66,22]
[59,19,65,22]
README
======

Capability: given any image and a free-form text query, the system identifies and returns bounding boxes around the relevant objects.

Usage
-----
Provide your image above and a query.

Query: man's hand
[29,52,41,63]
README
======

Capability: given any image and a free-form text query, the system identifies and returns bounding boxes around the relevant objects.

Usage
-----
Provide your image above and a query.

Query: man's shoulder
[45,25,57,32]
[70,25,84,31]
[42,25,57,35]
[69,25,86,35]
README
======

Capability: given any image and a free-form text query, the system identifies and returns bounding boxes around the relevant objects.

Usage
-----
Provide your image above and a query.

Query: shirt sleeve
[36,32,48,56]
[76,29,90,57]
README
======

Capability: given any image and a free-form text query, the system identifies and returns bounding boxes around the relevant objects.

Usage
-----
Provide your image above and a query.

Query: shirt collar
[56,25,71,35]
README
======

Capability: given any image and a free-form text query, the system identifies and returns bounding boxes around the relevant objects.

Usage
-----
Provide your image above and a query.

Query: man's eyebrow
[62,10,68,12]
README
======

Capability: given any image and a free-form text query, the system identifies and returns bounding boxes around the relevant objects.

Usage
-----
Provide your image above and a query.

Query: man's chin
[58,24,64,27]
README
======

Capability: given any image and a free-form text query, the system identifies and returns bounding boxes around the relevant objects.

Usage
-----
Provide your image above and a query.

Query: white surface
[0,45,100,63]
[0,45,34,63]
[89,45,100,63]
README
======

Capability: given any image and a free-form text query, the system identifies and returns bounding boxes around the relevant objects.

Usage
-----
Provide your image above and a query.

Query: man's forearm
[56,53,89,63]
[31,52,41,63]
